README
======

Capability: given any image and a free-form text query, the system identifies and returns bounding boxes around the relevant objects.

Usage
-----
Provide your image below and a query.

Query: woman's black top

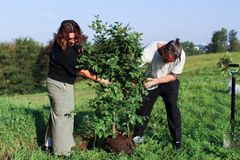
[48,42,78,84]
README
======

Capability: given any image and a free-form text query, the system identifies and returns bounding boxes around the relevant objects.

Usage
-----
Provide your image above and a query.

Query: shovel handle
[228,64,240,67]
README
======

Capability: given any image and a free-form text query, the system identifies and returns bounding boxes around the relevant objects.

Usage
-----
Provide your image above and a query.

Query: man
[133,38,185,150]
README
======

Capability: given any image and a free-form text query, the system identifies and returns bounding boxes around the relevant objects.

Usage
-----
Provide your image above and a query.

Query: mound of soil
[105,134,135,154]
[75,134,136,154]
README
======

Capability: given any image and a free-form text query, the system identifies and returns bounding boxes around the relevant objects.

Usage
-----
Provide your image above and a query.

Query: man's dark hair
[165,38,182,60]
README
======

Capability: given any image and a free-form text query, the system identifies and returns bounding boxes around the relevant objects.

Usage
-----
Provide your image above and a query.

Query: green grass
[1,52,240,159]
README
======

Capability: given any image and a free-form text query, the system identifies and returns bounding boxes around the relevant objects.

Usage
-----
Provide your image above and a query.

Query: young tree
[78,17,147,139]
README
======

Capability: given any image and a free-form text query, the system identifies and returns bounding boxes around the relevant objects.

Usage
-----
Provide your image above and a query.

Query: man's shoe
[41,146,53,154]
[173,141,182,150]
[132,136,144,144]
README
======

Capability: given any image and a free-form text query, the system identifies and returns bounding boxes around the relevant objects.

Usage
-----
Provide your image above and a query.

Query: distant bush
[182,41,204,56]
[0,38,44,94]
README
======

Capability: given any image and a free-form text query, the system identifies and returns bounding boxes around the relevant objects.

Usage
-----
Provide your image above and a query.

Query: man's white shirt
[141,41,185,78]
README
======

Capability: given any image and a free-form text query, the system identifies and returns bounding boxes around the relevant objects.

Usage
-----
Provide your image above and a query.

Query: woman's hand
[98,78,110,85]
[79,69,110,85]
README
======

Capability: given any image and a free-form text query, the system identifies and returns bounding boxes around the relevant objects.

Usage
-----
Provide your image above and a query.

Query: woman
[43,20,108,156]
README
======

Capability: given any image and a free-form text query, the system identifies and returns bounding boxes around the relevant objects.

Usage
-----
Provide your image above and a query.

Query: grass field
[1,52,240,159]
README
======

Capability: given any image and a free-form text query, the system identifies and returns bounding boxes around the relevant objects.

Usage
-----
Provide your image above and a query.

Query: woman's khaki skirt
[46,77,75,156]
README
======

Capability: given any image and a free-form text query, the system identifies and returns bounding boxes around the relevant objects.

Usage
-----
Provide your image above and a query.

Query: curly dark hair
[55,20,86,49]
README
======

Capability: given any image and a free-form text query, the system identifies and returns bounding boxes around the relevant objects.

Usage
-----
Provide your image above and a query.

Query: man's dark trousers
[134,79,181,142]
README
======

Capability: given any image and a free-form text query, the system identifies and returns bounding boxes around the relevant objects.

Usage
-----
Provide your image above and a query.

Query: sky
[0,0,240,46]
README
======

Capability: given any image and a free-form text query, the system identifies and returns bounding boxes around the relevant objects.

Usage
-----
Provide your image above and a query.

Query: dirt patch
[75,134,135,154]
[105,134,135,154]
[0,152,11,160]
[74,134,89,151]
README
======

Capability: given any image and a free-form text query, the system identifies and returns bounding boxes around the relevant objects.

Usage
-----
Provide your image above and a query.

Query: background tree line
[182,28,240,55]
[0,28,239,94]
[0,38,47,94]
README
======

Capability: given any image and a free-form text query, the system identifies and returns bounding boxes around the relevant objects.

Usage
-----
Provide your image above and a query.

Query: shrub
[217,52,233,77]
[78,17,147,138]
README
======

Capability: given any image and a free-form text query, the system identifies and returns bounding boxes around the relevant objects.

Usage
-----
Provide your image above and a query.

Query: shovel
[223,64,240,148]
